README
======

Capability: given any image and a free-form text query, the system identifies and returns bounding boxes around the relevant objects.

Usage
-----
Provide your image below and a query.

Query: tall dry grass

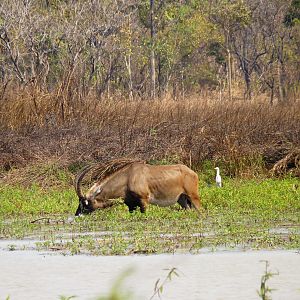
[1,87,300,179]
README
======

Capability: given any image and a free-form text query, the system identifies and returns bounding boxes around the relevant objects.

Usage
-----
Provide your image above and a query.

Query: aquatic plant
[258,261,279,300]
[150,268,180,300]
[59,296,77,300]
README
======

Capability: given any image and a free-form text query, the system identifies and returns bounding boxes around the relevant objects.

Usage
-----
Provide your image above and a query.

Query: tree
[210,0,251,100]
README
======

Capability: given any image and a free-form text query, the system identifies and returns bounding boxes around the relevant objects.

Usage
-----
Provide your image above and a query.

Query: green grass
[0,177,299,254]
[0,184,75,215]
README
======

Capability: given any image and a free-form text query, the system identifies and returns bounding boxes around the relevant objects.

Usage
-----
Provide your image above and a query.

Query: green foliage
[154,2,217,69]
[0,185,76,215]
[211,0,251,31]
[138,0,221,90]
[202,177,300,213]
[285,0,300,27]
[207,42,226,65]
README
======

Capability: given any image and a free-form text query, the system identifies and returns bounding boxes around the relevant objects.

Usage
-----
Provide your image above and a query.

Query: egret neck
[214,167,222,188]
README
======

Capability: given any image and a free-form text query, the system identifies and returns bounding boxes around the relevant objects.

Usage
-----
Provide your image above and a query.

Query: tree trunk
[180,65,185,99]
[157,56,163,97]
[277,60,286,103]
[270,86,274,106]
[125,55,133,100]
[226,32,232,101]
[244,70,251,100]
[227,47,232,101]
[150,0,156,99]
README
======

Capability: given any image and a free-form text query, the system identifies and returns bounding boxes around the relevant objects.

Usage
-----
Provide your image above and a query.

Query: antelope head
[74,165,95,216]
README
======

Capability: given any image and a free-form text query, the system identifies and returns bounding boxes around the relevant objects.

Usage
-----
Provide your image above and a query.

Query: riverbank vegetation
[1,99,300,179]
[0,175,299,255]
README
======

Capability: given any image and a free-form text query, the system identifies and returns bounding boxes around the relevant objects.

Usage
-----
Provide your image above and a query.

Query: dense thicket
[1,99,300,179]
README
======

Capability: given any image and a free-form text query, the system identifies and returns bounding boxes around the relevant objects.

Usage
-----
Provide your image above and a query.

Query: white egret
[214,167,222,187]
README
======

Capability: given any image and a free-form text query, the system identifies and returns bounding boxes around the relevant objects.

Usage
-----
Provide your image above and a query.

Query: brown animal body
[74,160,201,215]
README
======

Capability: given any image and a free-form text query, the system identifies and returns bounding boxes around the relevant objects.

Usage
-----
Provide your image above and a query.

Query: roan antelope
[74,159,201,216]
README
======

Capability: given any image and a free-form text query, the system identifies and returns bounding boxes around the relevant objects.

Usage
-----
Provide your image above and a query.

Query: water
[0,250,299,300]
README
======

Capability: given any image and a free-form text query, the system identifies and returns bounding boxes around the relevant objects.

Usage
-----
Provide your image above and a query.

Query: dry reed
[1,87,300,181]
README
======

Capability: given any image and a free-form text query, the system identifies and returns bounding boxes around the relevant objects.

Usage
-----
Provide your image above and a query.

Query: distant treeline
[0,0,300,104]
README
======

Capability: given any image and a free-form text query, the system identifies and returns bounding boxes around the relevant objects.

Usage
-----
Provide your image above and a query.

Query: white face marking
[96,186,102,194]
[87,183,102,199]
[85,199,88,205]
[92,186,102,198]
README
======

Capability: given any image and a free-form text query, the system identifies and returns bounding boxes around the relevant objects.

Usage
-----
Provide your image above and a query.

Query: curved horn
[74,164,94,201]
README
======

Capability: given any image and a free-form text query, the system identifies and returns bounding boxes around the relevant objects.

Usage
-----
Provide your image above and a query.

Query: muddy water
[0,250,299,300]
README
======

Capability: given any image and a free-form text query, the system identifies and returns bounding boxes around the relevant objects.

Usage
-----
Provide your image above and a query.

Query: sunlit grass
[0,176,299,254]
[0,185,75,215]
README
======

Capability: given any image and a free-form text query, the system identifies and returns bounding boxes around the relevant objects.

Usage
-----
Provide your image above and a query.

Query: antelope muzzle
[75,197,94,216]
